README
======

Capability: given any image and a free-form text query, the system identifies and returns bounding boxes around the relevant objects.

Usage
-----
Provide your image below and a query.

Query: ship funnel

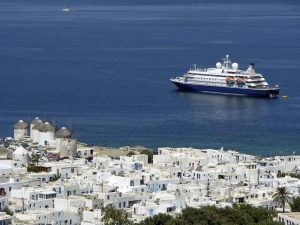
[246,63,256,74]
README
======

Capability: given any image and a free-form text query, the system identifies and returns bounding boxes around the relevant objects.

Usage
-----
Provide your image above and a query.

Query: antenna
[27,113,30,124]
[53,115,56,128]
[68,119,73,137]
[43,112,47,123]
[21,189,25,214]
[68,119,72,131]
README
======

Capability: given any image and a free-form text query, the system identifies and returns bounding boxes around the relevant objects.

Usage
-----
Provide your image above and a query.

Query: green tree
[31,153,41,166]
[139,213,173,225]
[50,174,61,182]
[273,187,291,212]
[137,205,283,225]
[235,204,272,223]
[2,206,13,216]
[290,173,300,179]
[127,151,136,157]
[3,142,9,148]
[102,205,132,225]
[277,171,285,178]
[140,150,154,164]
[289,196,300,212]
[29,153,42,172]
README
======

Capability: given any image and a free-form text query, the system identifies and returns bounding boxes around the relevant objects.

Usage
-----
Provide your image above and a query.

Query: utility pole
[21,188,25,214]
[22,197,25,214]
[206,177,211,197]
[257,168,260,185]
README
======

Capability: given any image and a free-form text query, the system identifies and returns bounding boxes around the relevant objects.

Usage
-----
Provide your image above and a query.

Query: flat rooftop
[279,212,300,220]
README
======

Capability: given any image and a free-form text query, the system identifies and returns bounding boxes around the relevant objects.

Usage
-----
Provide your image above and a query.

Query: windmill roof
[14,120,29,129]
[39,122,55,132]
[32,120,44,130]
[31,117,41,125]
[55,127,72,138]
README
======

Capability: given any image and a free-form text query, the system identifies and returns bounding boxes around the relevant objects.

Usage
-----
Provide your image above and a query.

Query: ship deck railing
[173,79,278,90]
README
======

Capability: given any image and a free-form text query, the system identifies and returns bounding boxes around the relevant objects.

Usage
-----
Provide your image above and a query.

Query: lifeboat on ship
[236,77,246,86]
[226,77,235,86]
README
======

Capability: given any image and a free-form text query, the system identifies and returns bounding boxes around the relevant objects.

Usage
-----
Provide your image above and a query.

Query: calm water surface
[0,0,299,155]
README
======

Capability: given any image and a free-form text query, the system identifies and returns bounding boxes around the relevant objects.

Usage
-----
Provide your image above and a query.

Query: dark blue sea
[0,0,299,155]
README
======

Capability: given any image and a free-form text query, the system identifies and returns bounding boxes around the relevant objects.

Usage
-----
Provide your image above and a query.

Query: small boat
[281,95,288,99]
[62,7,70,12]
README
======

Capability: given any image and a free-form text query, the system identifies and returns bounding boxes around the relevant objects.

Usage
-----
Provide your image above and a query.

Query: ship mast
[222,55,232,69]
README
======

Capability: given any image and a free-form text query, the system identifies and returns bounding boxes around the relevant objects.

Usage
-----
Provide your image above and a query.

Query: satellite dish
[232,63,239,70]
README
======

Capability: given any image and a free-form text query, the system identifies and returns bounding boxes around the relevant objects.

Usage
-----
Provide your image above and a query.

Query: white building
[55,127,77,158]
[77,148,93,158]
[38,122,55,146]
[31,119,43,143]
[81,209,102,225]
[12,146,29,167]
[0,212,12,225]
[278,212,300,225]
[30,117,40,140]
[93,156,111,169]
[14,120,29,140]
[5,141,300,224]
[14,208,80,225]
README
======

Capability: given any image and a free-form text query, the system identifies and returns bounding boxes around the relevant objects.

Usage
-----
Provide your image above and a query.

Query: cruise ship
[170,55,280,98]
